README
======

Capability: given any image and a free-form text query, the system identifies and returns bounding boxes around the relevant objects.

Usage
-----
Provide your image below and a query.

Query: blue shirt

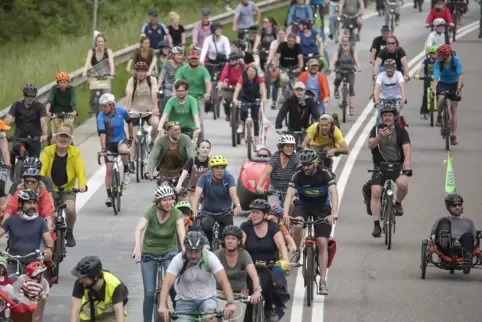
[297,29,319,56]
[306,74,321,101]
[197,172,236,213]
[433,56,463,85]
[97,106,130,144]
[287,5,314,25]
[423,58,435,76]
[311,0,325,4]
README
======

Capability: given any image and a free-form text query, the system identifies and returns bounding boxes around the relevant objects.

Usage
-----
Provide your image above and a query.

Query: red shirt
[219,63,247,87]
[426,8,453,25]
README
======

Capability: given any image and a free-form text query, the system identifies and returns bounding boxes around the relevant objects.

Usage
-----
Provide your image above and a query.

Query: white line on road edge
[315,21,480,322]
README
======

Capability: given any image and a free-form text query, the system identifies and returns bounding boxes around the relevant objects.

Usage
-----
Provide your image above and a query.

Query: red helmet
[135,61,149,71]
[188,49,200,59]
[436,44,451,56]
[26,261,47,278]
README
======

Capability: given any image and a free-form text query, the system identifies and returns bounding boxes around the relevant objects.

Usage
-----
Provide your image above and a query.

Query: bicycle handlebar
[128,111,152,118]
[367,168,413,176]
[97,151,129,165]
[137,253,176,264]
[56,187,88,194]
[198,209,234,219]
[7,136,41,143]
[0,250,43,262]
[291,216,336,226]
[51,113,76,119]
[170,312,224,320]
[281,130,305,135]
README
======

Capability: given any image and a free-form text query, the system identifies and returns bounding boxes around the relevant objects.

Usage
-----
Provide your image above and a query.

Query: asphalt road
[35,3,482,321]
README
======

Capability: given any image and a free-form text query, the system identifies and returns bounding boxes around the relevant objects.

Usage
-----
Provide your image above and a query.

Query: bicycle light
[386,189,394,196]
[137,130,142,136]
[4,303,10,318]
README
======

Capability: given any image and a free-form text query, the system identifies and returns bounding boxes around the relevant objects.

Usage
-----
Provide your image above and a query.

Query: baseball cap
[56,126,72,137]
[381,25,391,31]
[201,8,211,16]
[294,82,306,90]
[149,9,158,17]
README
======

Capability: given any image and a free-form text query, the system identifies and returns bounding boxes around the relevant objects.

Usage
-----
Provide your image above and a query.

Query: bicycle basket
[379,162,402,181]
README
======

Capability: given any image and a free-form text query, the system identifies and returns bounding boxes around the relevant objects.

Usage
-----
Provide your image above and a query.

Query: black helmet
[249,199,271,213]
[18,189,38,203]
[379,102,398,116]
[71,256,103,278]
[158,40,171,49]
[23,84,38,97]
[299,149,318,164]
[231,39,246,50]
[228,51,242,61]
[23,157,42,170]
[444,193,463,209]
[210,22,223,34]
[184,231,204,250]
[222,225,243,239]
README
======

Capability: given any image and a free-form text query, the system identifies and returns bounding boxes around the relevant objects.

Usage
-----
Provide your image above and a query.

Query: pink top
[219,64,248,87]
[192,22,212,49]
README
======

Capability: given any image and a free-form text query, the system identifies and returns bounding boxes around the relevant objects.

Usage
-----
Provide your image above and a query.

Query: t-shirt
[47,85,77,114]
[289,165,336,208]
[306,122,345,148]
[376,71,404,100]
[197,173,236,213]
[257,27,277,47]
[2,216,48,256]
[183,156,209,175]
[167,251,224,300]
[126,76,158,112]
[423,58,435,76]
[51,153,68,187]
[267,151,299,191]
[8,101,46,137]
[369,125,411,167]
[9,176,53,195]
[142,205,183,255]
[214,248,252,292]
[168,25,185,46]
[72,276,128,305]
[241,220,280,262]
[370,36,387,58]
[341,0,361,14]
[176,65,211,98]
[377,47,406,72]
[276,42,303,68]
[97,106,130,144]
[163,95,199,131]
[235,2,258,29]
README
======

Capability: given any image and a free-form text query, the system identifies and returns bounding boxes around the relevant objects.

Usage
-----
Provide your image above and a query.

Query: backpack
[203,169,232,196]
[177,249,211,284]
[132,76,153,98]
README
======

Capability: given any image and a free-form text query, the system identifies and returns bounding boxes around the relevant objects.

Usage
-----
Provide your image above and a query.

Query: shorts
[292,203,332,238]
[342,17,358,29]
[370,169,400,186]
[175,296,218,322]
[53,191,76,205]
[105,140,128,163]
[436,82,461,102]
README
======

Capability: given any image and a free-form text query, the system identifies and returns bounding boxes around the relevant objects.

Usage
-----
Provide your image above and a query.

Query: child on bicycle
[415,45,437,120]
[45,72,78,134]
[270,205,297,253]
[175,201,210,247]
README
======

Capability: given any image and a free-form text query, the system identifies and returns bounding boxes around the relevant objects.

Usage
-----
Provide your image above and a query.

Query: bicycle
[238,27,258,53]
[279,67,300,101]
[368,162,412,250]
[169,311,224,321]
[49,112,76,144]
[7,136,42,181]
[437,89,457,151]
[240,100,263,160]
[151,173,189,201]
[136,253,177,322]
[336,69,356,123]
[385,0,398,33]
[0,250,43,276]
[332,4,341,44]
[192,93,206,138]
[414,0,423,11]
[86,65,113,116]
[97,151,129,215]
[414,75,438,127]
[195,210,233,251]
[52,187,85,284]
[449,0,465,42]
[206,62,225,120]
[129,111,153,183]
[219,294,263,322]
[339,13,359,46]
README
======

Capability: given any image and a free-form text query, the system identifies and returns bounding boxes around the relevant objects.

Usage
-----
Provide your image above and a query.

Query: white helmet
[154,185,175,199]
[99,93,116,105]
[277,134,296,145]
[433,18,446,26]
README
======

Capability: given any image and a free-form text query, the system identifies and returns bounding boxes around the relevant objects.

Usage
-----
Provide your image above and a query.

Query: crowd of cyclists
[0,0,478,320]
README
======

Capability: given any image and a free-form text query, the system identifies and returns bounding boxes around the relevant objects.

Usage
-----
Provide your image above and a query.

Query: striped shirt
[159,60,185,90]
[268,151,299,190]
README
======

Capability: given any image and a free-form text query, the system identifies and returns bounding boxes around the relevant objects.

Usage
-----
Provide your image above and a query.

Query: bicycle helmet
[135,61,149,71]
[436,44,451,56]
[188,49,200,59]
[26,261,47,278]
[99,93,116,105]
[249,199,271,213]
[383,59,396,68]
[23,84,38,97]
[22,168,41,179]
[171,46,184,55]
[433,18,446,26]
[158,40,171,49]
[271,205,284,218]
[428,45,438,54]
[175,201,193,212]
[277,134,296,146]
[444,193,463,208]
[23,157,42,170]
[222,225,243,239]
[299,149,318,164]
[228,51,242,61]
[231,40,247,51]
[184,231,205,250]
[18,189,38,203]
[379,102,398,115]
[209,155,228,168]
[56,72,70,82]
[210,22,223,34]
[154,185,175,200]
[71,256,103,278]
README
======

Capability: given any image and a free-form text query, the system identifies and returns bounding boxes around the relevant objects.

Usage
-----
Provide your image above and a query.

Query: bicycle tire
[387,198,393,250]
[452,11,457,42]
[418,0,423,12]
[246,122,253,161]
[154,269,164,322]
[211,238,219,252]
[390,15,395,34]
[141,139,147,180]
[14,159,24,182]
[383,196,388,246]
[116,170,122,212]
[136,136,143,183]
[215,92,221,120]
[341,85,348,123]
[53,229,65,284]
[212,88,218,120]
[421,239,428,279]
[306,246,314,306]
[428,88,435,127]
[112,169,119,216]
[444,107,450,151]
[230,105,237,147]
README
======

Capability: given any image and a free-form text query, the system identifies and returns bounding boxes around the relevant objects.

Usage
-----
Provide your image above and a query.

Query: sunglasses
[387,42,396,45]
[24,95,36,98]
[301,163,313,168]
[450,203,462,208]
[25,179,38,184]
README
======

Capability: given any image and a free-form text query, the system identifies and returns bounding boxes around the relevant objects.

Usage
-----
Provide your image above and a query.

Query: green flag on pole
[444,152,456,193]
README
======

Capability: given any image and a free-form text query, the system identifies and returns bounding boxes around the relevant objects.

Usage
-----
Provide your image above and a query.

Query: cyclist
[233,0,261,39]
[327,0,340,40]
[157,41,172,76]
[296,20,326,69]
[329,36,361,115]
[167,12,186,47]
[270,205,297,252]
[147,122,195,180]
[176,140,211,201]
[81,33,115,77]
[45,72,78,133]
[97,93,133,206]
[133,186,184,321]
[176,201,210,247]
[338,0,364,42]
[287,0,314,34]
[266,29,287,109]
[70,256,129,322]
[218,52,247,121]
[215,225,262,322]
[370,25,391,65]
[308,0,327,23]
[415,45,438,119]
[159,46,185,106]
[298,58,330,115]
[200,22,231,66]
[240,199,290,321]
[426,0,454,26]
[367,103,411,237]
[425,18,449,53]
[253,16,278,70]
[283,149,338,295]
[433,44,463,145]
[373,36,409,81]
[159,231,237,322]
[126,37,157,75]
[275,82,320,131]
[301,114,349,170]
[141,9,172,50]
[383,0,401,26]
[233,64,268,151]
[0,189,54,275]
[158,80,201,138]
[191,8,213,51]
[4,169,54,231]
[40,126,87,247]
[256,135,299,206]
[191,156,241,243]
[374,59,406,123]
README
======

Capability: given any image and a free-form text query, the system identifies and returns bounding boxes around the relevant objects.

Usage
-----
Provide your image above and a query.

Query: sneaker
[291,250,301,264]
[450,135,458,145]
[105,197,112,207]
[65,230,76,247]
[267,310,278,322]
[123,173,131,185]
[128,162,135,173]
[328,34,333,40]
[271,102,277,110]
[463,252,473,268]
[437,225,451,249]
[394,202,404,216]
[372,225,382,238]
[319,280,328,295]
[237,123,244,134]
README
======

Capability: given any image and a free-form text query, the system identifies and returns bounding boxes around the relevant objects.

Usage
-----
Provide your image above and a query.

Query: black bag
[362,180,372,215]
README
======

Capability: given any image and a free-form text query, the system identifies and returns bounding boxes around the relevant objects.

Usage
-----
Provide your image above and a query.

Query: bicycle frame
[341,13,358,46]
[339,72,350,123]
[197,210,233,251]
[130,111,152,183]
[97,151,128,215]
[439,94,452,151]
[239,100,260,160]
[206,63,224,120]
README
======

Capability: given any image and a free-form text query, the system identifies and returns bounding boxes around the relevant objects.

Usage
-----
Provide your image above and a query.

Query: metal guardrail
[0,0,287,118]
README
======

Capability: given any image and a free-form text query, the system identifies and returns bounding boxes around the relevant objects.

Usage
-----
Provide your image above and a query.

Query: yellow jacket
[40,144,87,190]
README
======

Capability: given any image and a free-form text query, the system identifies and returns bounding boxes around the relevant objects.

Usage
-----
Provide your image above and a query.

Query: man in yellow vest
[70,256,128,322]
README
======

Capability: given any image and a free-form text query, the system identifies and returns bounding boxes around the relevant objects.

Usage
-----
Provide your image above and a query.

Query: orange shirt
[298,71,330,102]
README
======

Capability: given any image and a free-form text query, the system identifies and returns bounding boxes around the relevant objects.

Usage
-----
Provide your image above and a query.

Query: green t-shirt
[175,65,211,98]
[47,85,77,114]
[163,95,199,131]
[142,205,183,255]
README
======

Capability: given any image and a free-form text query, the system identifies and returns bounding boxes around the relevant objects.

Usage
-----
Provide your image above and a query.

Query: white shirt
[376,71,404,100]
[200,35,231,62]
[425,31,447,50]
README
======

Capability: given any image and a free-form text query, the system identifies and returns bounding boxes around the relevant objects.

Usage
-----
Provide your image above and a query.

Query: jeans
[163,88,172,107]
[315,102,326,115]
[141,251,178,322]
[328,2,339,36]
[175,296,218,322]
[312,4,325,22]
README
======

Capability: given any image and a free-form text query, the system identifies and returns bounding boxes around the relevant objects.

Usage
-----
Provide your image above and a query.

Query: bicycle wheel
[212,88,218,120]
[53,228,65,283]
[421,239,428,279]
[452,12,457,42]
[116,170,122,212]
[154,272,164,322]
[428,88,435,127]
[230,105,237,147]
[141,138,147,180]
[443,106,451,151]
[341,85,348,123]
[387,199,393,250]
[246,122,254,161]
[390,15,395,34]
[211,238,219,252]
[305,246,314,306]
[136,136,143,183]
[112,169,119,216]
[253,299,264,322]
[14,160,24,181]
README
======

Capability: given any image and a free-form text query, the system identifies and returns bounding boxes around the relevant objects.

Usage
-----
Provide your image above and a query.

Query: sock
[124,165,129,173]
[374,220,380,227]
[106,189,112,197]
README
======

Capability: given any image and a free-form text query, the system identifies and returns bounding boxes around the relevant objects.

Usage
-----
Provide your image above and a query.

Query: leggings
[240,101,260,136]
[334,71,356,96]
